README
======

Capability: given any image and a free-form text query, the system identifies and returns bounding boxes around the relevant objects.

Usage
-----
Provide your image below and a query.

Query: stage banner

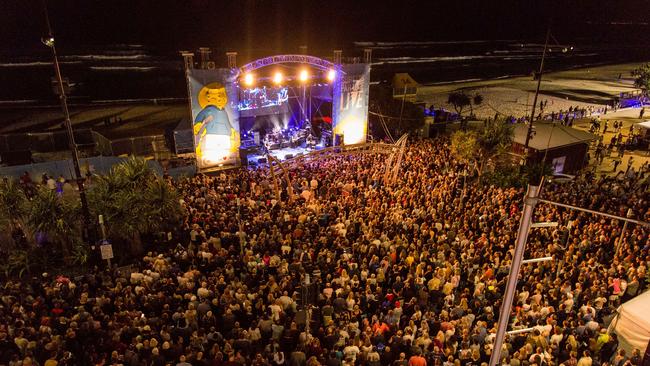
[187,68,240,170]
[332,63,370,145]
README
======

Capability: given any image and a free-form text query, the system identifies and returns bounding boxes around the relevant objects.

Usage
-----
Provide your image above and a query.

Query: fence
[0,129,95,154]
[173,129,194,154]
[0,156,165,181]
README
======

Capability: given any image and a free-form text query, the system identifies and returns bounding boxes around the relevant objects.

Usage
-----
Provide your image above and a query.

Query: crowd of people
[0,138,648,366]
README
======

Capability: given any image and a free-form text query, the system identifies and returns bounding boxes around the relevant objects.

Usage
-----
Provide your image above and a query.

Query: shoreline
[415,62,646,120]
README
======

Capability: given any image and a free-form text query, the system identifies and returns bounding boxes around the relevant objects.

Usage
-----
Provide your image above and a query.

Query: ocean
[1,40,649,105]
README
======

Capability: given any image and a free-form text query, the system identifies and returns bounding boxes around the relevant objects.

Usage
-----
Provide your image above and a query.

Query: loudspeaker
[239,150,248,166]
[334,134,344,146]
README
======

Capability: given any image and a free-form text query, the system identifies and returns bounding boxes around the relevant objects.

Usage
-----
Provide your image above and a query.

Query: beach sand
[416,63,643,120]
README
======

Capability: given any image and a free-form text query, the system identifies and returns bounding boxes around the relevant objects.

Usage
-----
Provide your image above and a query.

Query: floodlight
[299,69,309,82]
[273,71,283,84]
[326,69,336,82]
[243,73,254,86]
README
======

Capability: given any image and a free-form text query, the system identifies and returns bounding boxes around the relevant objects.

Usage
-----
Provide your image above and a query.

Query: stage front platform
[246,144,327,165]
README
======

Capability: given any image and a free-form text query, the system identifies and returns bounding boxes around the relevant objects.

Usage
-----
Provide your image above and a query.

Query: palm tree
[0,180,29,247]
[144,177,183,233]
[27,187,81,261]
[88,157,182,256]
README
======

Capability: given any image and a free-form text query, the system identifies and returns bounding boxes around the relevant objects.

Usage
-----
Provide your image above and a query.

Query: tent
[608,290,650,355]
[636,120,650,138]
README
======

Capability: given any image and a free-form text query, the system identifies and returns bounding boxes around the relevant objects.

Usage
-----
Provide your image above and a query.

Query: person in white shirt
[343,340,360,363]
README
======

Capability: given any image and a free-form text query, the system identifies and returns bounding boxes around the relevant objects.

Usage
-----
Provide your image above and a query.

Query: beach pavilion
[512,121,597,174]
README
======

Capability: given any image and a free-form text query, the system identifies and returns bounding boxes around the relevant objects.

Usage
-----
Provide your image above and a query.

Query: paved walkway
[571,107,649,175]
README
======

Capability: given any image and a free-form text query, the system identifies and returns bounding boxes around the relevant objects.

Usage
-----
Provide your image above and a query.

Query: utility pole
[524,28,551,162]
[489,185,540,366]
[42,0,92,244]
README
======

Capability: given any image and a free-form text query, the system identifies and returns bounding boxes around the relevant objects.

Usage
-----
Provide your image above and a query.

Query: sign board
[332,63,370,145]
[100,243,114,260]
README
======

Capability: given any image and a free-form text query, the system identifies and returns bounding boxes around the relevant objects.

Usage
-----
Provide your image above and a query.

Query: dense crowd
[0,139,648,366]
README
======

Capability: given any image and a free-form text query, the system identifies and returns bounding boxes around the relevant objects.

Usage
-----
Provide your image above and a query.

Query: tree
[27,187,82,262]
[0,180,29,247]
[631,63,650,94]
[450,118,514,182]
[451,129,480,165]
[448,91,471,120]
[88,157,182,256]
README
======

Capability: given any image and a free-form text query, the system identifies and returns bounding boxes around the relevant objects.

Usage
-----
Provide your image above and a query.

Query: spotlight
[273,72,283,84]
[299,69,309,82]
[326,69,336,82]
[41,37,55,47]
[243,73,254,86]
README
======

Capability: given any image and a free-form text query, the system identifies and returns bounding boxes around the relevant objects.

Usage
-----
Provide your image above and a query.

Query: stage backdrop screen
[187,68,240,170]
[333,64,370,145]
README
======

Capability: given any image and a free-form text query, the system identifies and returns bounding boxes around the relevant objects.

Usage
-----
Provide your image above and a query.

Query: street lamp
[524,28,551,162]
[42,0,92,244]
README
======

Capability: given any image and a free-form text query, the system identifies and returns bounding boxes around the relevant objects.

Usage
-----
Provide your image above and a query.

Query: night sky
[1,0,649,55]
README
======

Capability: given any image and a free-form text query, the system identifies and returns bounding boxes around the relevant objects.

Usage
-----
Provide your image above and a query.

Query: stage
[182,52,371,172]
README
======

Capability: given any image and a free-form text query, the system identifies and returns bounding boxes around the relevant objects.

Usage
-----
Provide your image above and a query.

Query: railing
[393,87,418,97]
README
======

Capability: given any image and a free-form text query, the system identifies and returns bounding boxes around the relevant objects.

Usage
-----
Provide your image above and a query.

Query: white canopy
[609,290,650,355]
[636,120,650,130]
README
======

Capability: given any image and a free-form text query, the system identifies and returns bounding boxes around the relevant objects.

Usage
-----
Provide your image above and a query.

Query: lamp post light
[524,28,551,163]
[42,0,92,244]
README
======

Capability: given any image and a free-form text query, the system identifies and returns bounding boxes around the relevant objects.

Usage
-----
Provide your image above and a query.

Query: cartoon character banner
[332,63,370,145]
[187,68,240,170]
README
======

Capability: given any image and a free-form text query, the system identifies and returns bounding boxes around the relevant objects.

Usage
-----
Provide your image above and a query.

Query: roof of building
[636,120,650,130]
[513,122,596,151]
[392,73,420,89]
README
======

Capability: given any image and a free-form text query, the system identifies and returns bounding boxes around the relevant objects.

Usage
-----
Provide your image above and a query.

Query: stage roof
[513,122,596,151]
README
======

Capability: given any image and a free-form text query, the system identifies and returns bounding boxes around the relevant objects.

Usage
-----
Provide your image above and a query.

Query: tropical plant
[70,243,90,267]
[483,165,528,188]
[27,187,82,261]
[451,118,514,182]
[0,179,29,247]
[451,129,480,165]
[88,157,182,256]
[522,161,554,186]
[631,63,650,94]
[1,250,31,278]
[143,177,183,232]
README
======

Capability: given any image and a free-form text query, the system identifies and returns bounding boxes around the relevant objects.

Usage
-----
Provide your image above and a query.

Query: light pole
[42,0,92,244]
[489,189,649,366]
[524,28,551,163]
[489,184,540,366]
